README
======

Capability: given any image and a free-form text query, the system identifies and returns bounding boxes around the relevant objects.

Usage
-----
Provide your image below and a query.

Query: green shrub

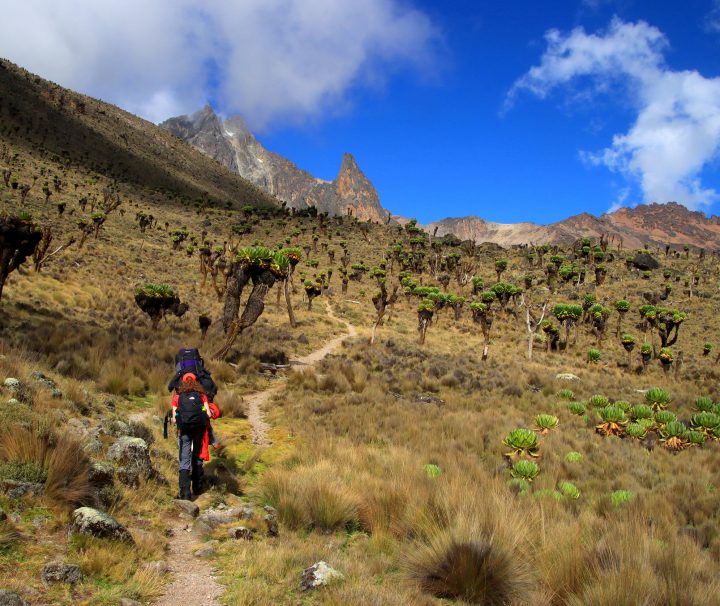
[564,451,583,463]
[567,402,587,416]
[558,481,580,499]
[610,490,633,507]
[0,460,47,483]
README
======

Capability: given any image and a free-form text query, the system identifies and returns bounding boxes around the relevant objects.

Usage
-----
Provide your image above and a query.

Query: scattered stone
[556,373,580,382]
[129,420,154,446]
[297,334,309,344]
[0,590,28,606]
[415,393,444,405]
[228,526,255,541]
[41,561,82,585]
[264,505,279,537]
[67,418,89,438]
[0,479,44,499]
[104,419,132,437]
[194,545,216,558]
[173,499,200,518]
[119,599,142,606]
[300,561,344,592]
[196,505,254,531]
[83,439,103,455]
[71,507,134,543]
[107,437,153,486]
[103,398,116,411]
[31,371,57,392]
[632,253,660,271]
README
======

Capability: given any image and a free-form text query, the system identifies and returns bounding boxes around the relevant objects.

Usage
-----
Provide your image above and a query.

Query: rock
[107,437,153,486]
[264,505,279,537]
[2,379,32,405]
[0,479,44,499]
[0,591,28,606]
[196,505,255,530]
[67,418,89,438]
[300,561,344,592]
[83,439,103,455]
[31,371,57,391]
[297,333,309,344]
[173,499,200,518]
[119,599,142,606]
[41,561,82,585]
[556,373,580,382]
[194,545,216,558]
[104,419,132,437]
[71,507,134,543]
[228,526,255,540]
[129,420,154,446]
[632,253,660,271]
[88,462,115,487]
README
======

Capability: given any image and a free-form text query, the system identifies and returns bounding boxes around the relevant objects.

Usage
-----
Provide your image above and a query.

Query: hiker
[170,372,221,500]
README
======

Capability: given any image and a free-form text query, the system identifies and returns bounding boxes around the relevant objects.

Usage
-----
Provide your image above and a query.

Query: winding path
[152,302,357,605]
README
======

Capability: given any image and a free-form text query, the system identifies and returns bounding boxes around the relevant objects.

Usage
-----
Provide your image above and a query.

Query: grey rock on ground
[0,480,44,499]
[71,507,134,543]
[41,561,82,585]
[173,499,200,518]
[264,505,279,537]
[556,373,580,381]
[119,599,142,606]
[107,436,153,486]
[141,560,169,575]
[301,561,344,591]
[196,505,254,531]
[2,378,32,405]
[0,590,28,606]
[88,462,115,487]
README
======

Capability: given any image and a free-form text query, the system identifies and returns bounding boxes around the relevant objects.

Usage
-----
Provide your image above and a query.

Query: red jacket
[171,393,221,461]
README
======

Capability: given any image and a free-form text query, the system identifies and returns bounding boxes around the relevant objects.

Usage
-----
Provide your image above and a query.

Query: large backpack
[175,390,209,432]
[167,348,218,401]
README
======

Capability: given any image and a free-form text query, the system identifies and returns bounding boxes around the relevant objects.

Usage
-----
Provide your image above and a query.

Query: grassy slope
[1,61,720,605]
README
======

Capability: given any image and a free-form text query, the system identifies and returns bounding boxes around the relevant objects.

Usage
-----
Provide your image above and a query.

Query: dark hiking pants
[178,429,204,477]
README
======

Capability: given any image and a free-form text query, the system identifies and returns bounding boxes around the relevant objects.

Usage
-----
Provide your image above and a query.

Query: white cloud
[507,18,720,210]
[706,0,720,33]
[0,0,437,128]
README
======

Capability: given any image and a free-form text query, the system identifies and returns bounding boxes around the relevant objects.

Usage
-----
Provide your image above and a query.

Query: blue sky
[2,0,720,224]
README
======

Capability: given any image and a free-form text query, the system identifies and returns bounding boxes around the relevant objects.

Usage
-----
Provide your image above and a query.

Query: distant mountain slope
[427,203,720,249]
[161,106,389,223]
[0,59,275,210]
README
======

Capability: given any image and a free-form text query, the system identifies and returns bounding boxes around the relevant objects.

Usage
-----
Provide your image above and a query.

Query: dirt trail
[153,523,224,606]
[245,302,357,447]
[153,303,357,605]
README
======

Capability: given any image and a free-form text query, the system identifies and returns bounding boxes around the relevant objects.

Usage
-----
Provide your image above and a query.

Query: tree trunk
[221,264,249,334]
[284,278,297,327]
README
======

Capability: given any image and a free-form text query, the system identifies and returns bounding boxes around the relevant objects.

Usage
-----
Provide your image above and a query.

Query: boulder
[632,253,660,271]
[0,591,28,606]
[264,505,279,537]
[173,499,199,518]
[141,560,168,575]
[71,507,134,543]
[41,561,82,585]
[228,526,255,540]
[300,561,344,592]
[0,480,44,499]
[2,378,32,405]
[107,437,153,486]
[556,373,580,382]
[88,462,115,488]
[119,599,142,606]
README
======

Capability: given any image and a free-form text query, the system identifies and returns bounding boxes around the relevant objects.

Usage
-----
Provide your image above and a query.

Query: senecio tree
[552,303,583,348]
[0,213,42,302]
[215,246,290,359]
[417,298,435,345]
[470,301,494,360]
[134,283,182,330]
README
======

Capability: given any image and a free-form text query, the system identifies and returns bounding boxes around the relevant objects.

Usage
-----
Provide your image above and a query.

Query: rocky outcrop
[161,107,388,223]
[300,561,344,592]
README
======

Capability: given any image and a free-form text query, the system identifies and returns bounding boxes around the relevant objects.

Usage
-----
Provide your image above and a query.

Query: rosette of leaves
[691,412,720,437]
[638,304,657,323]
[686,431,706,447]
[567,401,587,416]
[654,410,677,428]
[645,387,671,411]
[660,421,689,451]
[134,282,180,330]
[615,299,630,313]
[610,490,633,507]
[621,334,635,352]
[507,478,530,494]
[630,404,654,422]
[553,303,583,323]
[626,423,648,439]
[558,263,579,282]
[564,451,582,463]
[557,389,574,400]
[413,285,441,299]
[703,343,713,356]
[510,460,539,482]
[588,394,609,408]
[558,481,580,499]
[550,254,565,267]
[587,348,601,363]
[534,414,559,434]
[480,290,496,304]
[695,397,714,412]
[596,405,627,436]
[503,428,539,458]
[495,258,508,276]
[582,293,596,312]
[280,247,303,266]
[659,348,673,368]
[471,275,484,294]
[423,464,442,479]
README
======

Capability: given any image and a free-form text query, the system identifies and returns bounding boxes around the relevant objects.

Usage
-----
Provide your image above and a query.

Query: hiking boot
[191,467,205,496]
[178,470,192,501]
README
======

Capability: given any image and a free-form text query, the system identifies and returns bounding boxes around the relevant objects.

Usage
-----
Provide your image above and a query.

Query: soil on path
[245,301,357,447]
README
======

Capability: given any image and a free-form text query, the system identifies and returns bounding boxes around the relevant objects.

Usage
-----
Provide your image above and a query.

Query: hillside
[161,106,389,223]
[0,59,276,211]
[1,60,720,606]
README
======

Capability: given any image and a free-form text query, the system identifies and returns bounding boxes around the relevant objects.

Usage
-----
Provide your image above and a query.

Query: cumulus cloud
[507,18,720,210]
[706,0,720,33]
[0,0,437,127]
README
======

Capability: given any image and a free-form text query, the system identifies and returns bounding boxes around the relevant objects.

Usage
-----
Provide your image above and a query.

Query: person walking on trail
[170,373,221,500]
